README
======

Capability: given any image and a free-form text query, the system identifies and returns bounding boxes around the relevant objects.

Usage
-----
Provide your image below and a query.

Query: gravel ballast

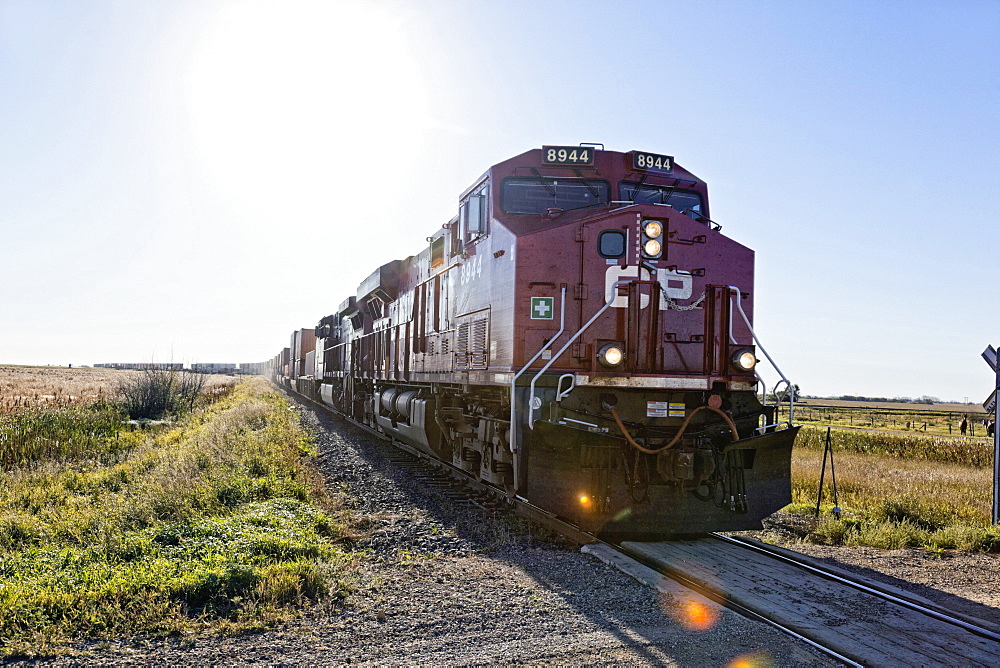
[20,396,995,665]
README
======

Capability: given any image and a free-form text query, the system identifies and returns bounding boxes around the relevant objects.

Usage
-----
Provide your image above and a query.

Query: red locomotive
[268,145,799,538]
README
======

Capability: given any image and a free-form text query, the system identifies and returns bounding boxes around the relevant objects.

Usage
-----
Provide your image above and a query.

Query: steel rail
[609,541,862,668]
[712,532,1000,643]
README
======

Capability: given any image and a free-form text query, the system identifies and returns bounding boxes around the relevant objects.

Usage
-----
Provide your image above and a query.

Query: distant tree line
[834,394,941,404]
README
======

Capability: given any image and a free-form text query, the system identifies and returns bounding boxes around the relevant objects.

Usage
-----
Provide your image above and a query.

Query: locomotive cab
[492,147,798,536]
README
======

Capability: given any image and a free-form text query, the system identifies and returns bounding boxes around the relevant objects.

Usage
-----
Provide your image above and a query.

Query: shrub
[116,369,206,420]
[871,498,947,531]
[808,515,859,545]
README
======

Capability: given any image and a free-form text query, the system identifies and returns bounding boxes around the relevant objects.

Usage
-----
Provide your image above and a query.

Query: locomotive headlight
[732,349,757,371]
[643,221,662,238]
[641,219,663,258]
[598,343,624,367]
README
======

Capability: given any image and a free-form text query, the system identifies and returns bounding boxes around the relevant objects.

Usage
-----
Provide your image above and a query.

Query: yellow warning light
[579,495,591,505]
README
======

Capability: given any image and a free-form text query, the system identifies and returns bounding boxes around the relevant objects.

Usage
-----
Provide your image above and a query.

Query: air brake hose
[610,405,740,455]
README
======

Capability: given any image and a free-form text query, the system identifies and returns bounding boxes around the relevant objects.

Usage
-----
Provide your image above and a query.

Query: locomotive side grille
[470,318,489,369]
[455,317,489,370]
[456,322,470,369]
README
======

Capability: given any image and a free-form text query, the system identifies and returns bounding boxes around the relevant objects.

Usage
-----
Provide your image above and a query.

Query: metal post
[815,426,830,518]
[981,346,999,525]
[994,362,999,526]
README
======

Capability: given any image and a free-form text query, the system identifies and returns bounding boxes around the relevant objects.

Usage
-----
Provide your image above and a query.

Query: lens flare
[668,591,720,631]
[612,507,632,522]
[727,652,775,668]
[682,599,717,630]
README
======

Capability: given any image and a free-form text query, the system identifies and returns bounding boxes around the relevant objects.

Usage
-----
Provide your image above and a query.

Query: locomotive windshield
[620,181,703,215]
[501,177,611,214]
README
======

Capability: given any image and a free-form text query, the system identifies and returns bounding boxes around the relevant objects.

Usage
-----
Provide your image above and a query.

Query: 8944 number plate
[541,145,595,166]
[632,151,674,173]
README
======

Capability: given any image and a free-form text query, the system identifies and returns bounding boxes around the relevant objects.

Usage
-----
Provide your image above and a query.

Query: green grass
[795,403,985,438]
[0,378,354,658]
[795,425,992,466]
[0,404,141,470]
[787,426,999,553]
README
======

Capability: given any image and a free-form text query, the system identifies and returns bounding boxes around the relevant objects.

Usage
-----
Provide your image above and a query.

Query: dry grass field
[791,424,1000,551]
[0,365,236,413]
[795,397,992,439]
[800,398,987,414]
[0,365,137,412]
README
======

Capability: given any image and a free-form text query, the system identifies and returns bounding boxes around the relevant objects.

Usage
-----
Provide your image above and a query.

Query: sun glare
[181,1,430,220]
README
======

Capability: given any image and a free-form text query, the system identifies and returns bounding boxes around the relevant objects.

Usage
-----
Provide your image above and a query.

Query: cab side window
[460,182,489,244]
[430,236,444,268]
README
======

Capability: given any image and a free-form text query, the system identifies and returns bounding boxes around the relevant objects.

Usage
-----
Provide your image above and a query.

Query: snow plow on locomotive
[268,145,799,538]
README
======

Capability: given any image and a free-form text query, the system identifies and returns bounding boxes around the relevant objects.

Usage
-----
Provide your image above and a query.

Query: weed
[808,515,860,545]
[0,404,137,470]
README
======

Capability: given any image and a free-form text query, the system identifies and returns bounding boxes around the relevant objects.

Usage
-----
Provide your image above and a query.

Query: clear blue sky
[1,0,998,402]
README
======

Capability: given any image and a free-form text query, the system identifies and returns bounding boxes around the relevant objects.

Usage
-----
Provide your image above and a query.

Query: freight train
[266,145,799,539]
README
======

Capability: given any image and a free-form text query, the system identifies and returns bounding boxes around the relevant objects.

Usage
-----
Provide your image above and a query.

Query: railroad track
[381,441,1000,665]
[596,535,1000,667]
[288,388,1000,666]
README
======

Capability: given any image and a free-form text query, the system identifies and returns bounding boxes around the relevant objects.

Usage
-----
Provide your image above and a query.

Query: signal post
[982,345,1000,525]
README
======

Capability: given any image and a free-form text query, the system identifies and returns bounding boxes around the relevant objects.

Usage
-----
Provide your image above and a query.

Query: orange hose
[610,405,740,455]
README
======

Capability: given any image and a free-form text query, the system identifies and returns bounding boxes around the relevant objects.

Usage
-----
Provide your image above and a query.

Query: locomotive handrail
[727,286,795,424]
[556,373,576,402]
[509,287,567,492]
[756,420,794,434]
[527,279,637,430]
